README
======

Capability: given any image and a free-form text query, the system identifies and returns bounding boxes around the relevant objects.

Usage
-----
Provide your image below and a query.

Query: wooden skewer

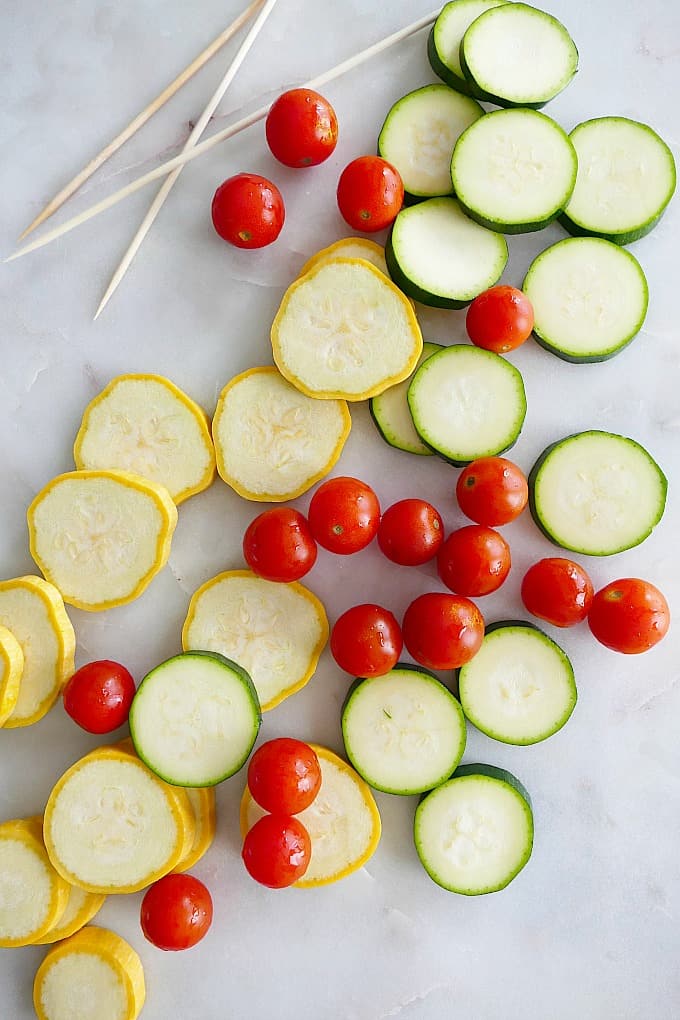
[17,0,266,241]
[5,9,439,264]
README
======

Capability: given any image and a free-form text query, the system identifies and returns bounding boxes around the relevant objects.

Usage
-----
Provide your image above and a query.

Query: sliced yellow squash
[212,366,351,501]
[28,469,178,612]
[299,238,390,278]
[182,569,328,711]
[74,373,216,504]
[240,745,381,886]
[0,816,70,947]
[33,886,106,946]
[0,575,75,728]
[271,258,423,401]
[174,788,217,873]
[0,624,23,725]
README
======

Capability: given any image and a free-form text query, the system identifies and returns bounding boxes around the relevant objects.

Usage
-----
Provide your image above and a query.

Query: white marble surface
[1,1,679,1017]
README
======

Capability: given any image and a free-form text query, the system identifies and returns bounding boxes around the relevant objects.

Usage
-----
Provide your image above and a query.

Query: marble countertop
[1,1,679,1017]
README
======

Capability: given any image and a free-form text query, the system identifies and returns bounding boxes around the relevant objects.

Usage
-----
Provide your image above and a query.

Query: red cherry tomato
[140,874,213,951]
[588,578,670,654]
[62,660,135,734]
[466,285,534,353]
[242,508,317,582]
[266,88,338,168]
[456,456,528,526]
[307,476,380,554]
[242,814,312,888]
[402,593,484,670]
[521,558,594,628]
[437,526,511,597]
[330,603,402,677]
[377,499,444,566]
[211,173,284,249]
[336,156,404,232]
[247,738,321,815]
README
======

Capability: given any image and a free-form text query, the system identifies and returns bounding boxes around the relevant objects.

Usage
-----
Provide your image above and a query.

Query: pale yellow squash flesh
[0,817,70,947]
[32,885,106,945]
[298,238,390,278]
[173,787,217,873]
[0,624,23,726]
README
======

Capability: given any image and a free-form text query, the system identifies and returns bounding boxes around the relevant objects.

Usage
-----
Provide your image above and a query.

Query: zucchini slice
[451,109,577,233]
[298,238,389,278]
[369,341,442,456]
[428,0,508,98]
[0,624,23,726]
[33,885,106,946]
[407,344,526,465]
[0,817,70,947]
[530,431,667,556]
[523,237,649,363]
[271,258,423,401]
[182,569,328,712]
[212,366,350,502]
[414,764,533,894]
[173,787,216,873]
[28,469,178,612]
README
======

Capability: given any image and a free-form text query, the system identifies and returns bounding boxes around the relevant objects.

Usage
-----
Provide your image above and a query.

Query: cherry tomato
[242,814,312,888]
[336,156,404,232]
[243,508,317,582]
[466,285,534,353]
[588,578,670,654]
[330,604,402,677]
[377,499,443,566]
[521,558,594,628]
[62,660,135,734]
[456,456,528,526]
[266,88,338,168]
[247,738,321,815]
[402,593,484,670]
[211,173,284,249]
[307,476,380,554]
[140,874,213,951]
[437,526,511,597]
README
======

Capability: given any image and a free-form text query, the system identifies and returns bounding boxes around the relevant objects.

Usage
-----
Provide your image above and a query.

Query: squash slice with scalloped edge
[32,885,106,946]
[0,816,70,947]
[174,788,217,872]
[299,238,390,278]
[0,624,23,726]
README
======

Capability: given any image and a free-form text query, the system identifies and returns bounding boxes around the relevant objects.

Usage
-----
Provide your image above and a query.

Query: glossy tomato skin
[62,660,135,734]
[141,874,213,951]
[402,593,484,670]
[588,578,670,654]
[211,173,284,248]
[336,156,404,232]
[307,476,380,554]
[437,526,511,597]
[521,558,594,628]
[266,88,338,168]
[377,499,444,566]
[242,814,312,888]
[247,738,321,815]
[466,286,534,353]
[456,456,528,526]
[243,508,317,582]
[330,604,402,677]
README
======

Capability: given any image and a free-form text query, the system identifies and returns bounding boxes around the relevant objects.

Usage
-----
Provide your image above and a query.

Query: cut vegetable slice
[271,258,423,401]
[182,570,328,711]
[212,366,350,501]
[369,342,442,456]
[74,373,216,504]
[33,886,106,946]
[0,817,70,947]
[299,238,389,278]
[28,469,178,612]
[428,0,509,98]
[523,237,649,362]
[529,431,667,556]
[173,787,216,873]
[240,744,381,886]
[0,575,75,728]
[415,764,533,894]
[0,624,23,726]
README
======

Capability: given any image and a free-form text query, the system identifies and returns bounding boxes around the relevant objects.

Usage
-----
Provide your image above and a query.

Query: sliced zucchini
[298,237,389,278]
[428,0,509,98]
[386,198,507,308]
[369,341,442,456]
[0,817,70,947]
[0,624,23,726]
[523,237,649,363]
[407,344,526,465]
[451,109,577,233]
[530,431,667,556]
[414,764,533,894]
[173,787,216,873]
[560,117,677,245]
[33,886,106,946]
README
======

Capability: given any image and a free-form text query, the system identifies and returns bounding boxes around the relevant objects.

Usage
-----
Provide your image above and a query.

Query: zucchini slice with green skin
[130,651,261,787]
[451,109,577,234]
[458,621,576,745]
[529,431,667,556]
[427,0,509,99]
[414,763,533,894]
[407,344,526,466]
[523,237,649,363]
[559,117,677,245]
[341,664,466,795]
[369,341,442,456]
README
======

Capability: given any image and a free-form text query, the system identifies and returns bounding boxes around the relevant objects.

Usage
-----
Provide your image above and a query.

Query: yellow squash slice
[28,469,178,612]
[240,745,381,886]
[299,237,390,278]
[33,885,106,945]
[74,373,216,504]
[0,817,70,947]
[212,366,351,501]
[174,788,217,873]
[34,925,145,1020]
[182,569,328,712]
[271,258,423,401]
[0,624,23,726]
[0,575,75,728]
